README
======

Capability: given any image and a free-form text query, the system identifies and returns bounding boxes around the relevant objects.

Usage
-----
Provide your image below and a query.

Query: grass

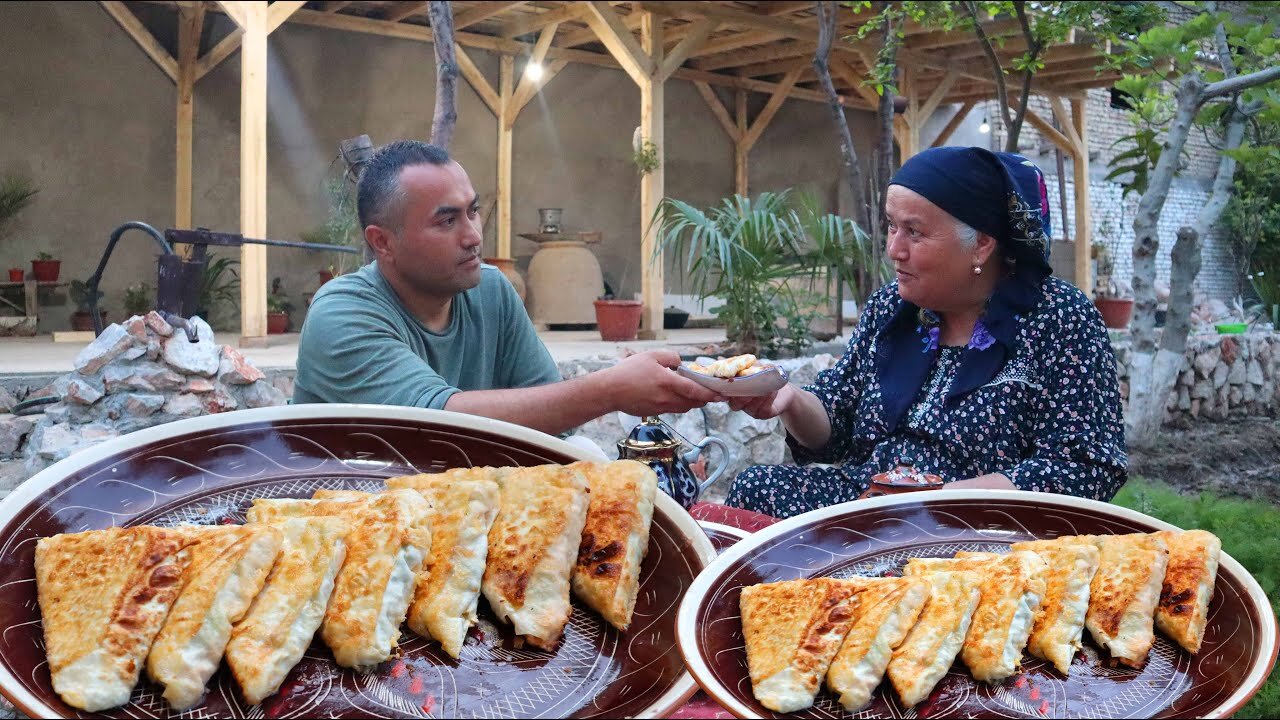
[1112,477,1280,719]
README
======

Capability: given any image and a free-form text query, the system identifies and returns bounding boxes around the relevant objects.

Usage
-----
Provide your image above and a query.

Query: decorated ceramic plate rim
[0,403,716,720]
[676,364,789,397]
[674,489,1279,720]
[697,520,752,544]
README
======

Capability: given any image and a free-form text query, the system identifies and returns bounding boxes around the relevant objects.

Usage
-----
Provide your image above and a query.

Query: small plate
[676,490,1279,719]
[697,520,752,555]
[676,364,789,397]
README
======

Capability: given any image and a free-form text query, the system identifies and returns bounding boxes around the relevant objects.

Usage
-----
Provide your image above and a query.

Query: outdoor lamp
[525,61,544,81]
[979,117,991,134]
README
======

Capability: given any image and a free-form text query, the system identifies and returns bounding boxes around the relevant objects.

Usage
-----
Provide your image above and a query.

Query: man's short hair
[357,140,451,231]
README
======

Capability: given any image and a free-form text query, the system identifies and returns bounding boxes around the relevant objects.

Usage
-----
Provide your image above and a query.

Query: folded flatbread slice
[710,354,757,378]
[740,578,864,713]
[35,526,194,712]
[1010,537,1102,673]
[482,464,590,650]
[886,570,982,707]
[147,525,283,710]
[826,577,930,712]
[1086,532,1169,668]
[1154,529,1221,654]
[569,460,658,630]
[908,551,1047,682]
[244,496,364,524]
[376,472,502,659]
[225,516,349,705]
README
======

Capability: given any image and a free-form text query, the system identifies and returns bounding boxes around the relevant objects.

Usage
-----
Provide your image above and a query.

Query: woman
[725,147,1126,519]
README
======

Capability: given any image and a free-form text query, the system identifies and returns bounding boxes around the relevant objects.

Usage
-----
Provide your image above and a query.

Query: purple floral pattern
[726,277,1127,519]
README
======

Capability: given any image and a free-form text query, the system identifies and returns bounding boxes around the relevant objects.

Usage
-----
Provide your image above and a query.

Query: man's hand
[726,383,797,420]
[603,350,722,416]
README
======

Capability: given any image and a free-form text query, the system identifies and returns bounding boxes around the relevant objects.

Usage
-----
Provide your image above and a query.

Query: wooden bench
[0,280,69,334]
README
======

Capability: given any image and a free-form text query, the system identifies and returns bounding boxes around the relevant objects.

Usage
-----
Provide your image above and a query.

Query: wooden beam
[740,67,800,151]
[454,44,500,115]
[502,3,591,39]
[694,81,739,142]
[905,18,1021,51]
[735,89,748,195]
[176,2,203,232]
[455,0,526,30]
[1071,97,1091,297]
[930,100,974,148]
[659,18,717,80]
[1048,94,1084,156]
[831,56,881,108]
[638,10,665,339]
[758,1,812,17]
[558,11,638,48]
[693,38,811,71]
[1019,104,1077,155]
[511,59,568,116]
[239,1,268,342]
[497,55,513,259]
[267,0,305,34]
[215,0,248,30]
[733,54,810,79]
[584,1,654,84]
[917,70,957,121]
[509,21,562,116]
[99,1,178,83]
[195,29,243,80]
[319,1,352,12]
[384,1,428,24]
[688,29,785,59]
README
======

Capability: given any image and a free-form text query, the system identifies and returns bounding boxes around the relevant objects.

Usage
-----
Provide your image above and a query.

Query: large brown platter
[676,490,1278,719]
[0,404,715,719]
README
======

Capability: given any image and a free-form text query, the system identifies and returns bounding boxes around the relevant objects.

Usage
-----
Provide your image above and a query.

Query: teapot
[616,416,729,509]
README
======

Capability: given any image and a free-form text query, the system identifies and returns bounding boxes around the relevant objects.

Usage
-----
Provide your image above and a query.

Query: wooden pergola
[103,0,1115,343]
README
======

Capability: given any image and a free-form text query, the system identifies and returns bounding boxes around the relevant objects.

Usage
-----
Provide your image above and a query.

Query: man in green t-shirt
[295,140,719,435]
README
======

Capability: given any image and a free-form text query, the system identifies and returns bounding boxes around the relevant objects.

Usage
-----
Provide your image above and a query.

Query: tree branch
[1201,65,1280,102]
[963,0,1012,134]
[1004,0,1041,152]
[813,2,869,232]
[429,1,459,149]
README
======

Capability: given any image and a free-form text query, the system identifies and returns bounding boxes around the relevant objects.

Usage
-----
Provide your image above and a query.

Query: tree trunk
[429,1,459,149]
[873,4,899,223]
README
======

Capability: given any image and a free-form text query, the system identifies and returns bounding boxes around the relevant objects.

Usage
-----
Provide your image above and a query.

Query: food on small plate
[1085,532,1170,668]
[1154,529,1221,654]
[244,496,364,524]
[379,472,502,659]
[146,525,283,711]
[1009,537,1102,673]
[35,526,194,712]
[886,570,982,707]
[740,578,864,713]
[825,577,930,712]
[569,460,659,631]
[225,516,349,704]
[482,464,590,650]
[684,354,773,379]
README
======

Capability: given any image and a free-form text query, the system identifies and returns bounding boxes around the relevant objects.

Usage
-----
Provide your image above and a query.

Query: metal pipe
[87,222,174,336]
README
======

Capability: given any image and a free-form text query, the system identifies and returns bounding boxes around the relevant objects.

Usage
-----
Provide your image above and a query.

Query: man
[295,140,718,435]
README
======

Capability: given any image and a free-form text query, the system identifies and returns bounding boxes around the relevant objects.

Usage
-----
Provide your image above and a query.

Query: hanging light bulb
[978,116,991,134]
[524,61,544,81]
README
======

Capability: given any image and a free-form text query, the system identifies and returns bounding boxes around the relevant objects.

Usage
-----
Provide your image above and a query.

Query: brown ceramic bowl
[676,490,1278,719]
[0,405,715,719]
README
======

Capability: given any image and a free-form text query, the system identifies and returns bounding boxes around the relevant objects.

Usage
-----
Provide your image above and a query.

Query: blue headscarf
[875,147,1054,433]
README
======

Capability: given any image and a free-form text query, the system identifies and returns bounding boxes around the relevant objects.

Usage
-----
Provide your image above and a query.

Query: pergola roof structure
[105,1,1113,343]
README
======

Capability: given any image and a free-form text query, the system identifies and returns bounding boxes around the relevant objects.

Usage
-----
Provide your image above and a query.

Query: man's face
[375,161,484,299]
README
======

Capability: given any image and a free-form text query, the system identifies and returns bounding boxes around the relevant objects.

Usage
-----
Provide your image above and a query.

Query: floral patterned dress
[725,277,1127,519]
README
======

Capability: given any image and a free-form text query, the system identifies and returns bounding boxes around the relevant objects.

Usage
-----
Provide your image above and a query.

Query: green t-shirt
[293,262,561,408]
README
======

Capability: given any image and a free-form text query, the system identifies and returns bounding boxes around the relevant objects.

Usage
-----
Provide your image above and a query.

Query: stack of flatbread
[32,459,660,713]
[740,528,1222,713]
[685,354,773,378]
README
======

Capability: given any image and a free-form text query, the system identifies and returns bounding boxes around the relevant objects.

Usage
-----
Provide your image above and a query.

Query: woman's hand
[727,384,797,420]
[945,473,1016,490]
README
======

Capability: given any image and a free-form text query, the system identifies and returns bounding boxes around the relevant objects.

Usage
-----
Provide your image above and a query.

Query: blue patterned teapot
[616,416,729,509]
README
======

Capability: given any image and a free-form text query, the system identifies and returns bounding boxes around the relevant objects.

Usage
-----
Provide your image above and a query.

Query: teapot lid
[620,416,683,450]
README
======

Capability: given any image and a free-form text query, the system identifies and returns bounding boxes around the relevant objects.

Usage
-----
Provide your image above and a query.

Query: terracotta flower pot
[483,257,527,303]
[594,299,643,341]
[267,311,289,334]
[70,310,107,332]
[1094,297,1134,329]
[31,259,60,283]
[7,269,23,282]
[318,270,335,285]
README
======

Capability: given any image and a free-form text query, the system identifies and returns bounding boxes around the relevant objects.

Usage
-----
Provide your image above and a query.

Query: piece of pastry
[1154,529,1221,654]
[740,578,864,713]
[146,524,283,710]
[825,577,930,712]
[569,460,658,630]
[482,464,590,650]
[243,496,364,524]
[1085,532,1170,668]
[35,526,194,712]
[377,472,502,659]
[886,570,982,707]
[225,516,349,705]
[1010,537,1102,673]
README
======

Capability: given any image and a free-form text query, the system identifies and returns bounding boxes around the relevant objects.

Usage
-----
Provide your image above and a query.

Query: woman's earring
[973,264,983,275]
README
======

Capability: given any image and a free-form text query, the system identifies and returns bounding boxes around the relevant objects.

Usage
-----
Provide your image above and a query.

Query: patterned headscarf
[874,147,1056,433]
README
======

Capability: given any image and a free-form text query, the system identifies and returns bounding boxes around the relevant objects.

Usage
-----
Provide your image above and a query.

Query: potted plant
[68,279,107,332]
[594,296,644,341]
[124,281,152,318]
[1,176,38,279]
[1094,278,1135,329]
[31,250,59,283]
[267,277,294,334]
[7,268,22,282]
[197,254,240,326]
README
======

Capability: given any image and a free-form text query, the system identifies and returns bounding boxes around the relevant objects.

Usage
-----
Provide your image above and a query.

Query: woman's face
[884,185,996,313]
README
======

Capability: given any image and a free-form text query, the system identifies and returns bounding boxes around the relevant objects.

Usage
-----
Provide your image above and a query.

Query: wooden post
[176,3,203,240]
[638,11,665,339]
[497,55,514,259]
[1071,97,1092,298]
[238,1,268,344]
[900,65,920,160]
[735,89,748,196]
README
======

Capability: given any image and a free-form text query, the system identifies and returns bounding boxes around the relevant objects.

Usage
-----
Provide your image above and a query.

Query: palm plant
[790,190,891,303]
[198,255,240,326]
[0,175,38,241]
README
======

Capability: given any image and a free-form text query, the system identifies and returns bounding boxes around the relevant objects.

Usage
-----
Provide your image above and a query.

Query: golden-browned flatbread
[886,570,982,707]
[1154,529,1221,654]
[825,577,929,712]
[1086,532,1170,668]
[569,460,658,630]
[908,551,1047,682]
[243,496,364,524]
[1010,537,1101,673]
[482,464,590,650]
[147,525,283,710]
[740,578,864,713]
[225,516,349,705]
[374,472,502,659]
[35,526,194,712]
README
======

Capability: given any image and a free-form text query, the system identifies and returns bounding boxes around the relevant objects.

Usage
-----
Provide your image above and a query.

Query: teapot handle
[690,436,730,499]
